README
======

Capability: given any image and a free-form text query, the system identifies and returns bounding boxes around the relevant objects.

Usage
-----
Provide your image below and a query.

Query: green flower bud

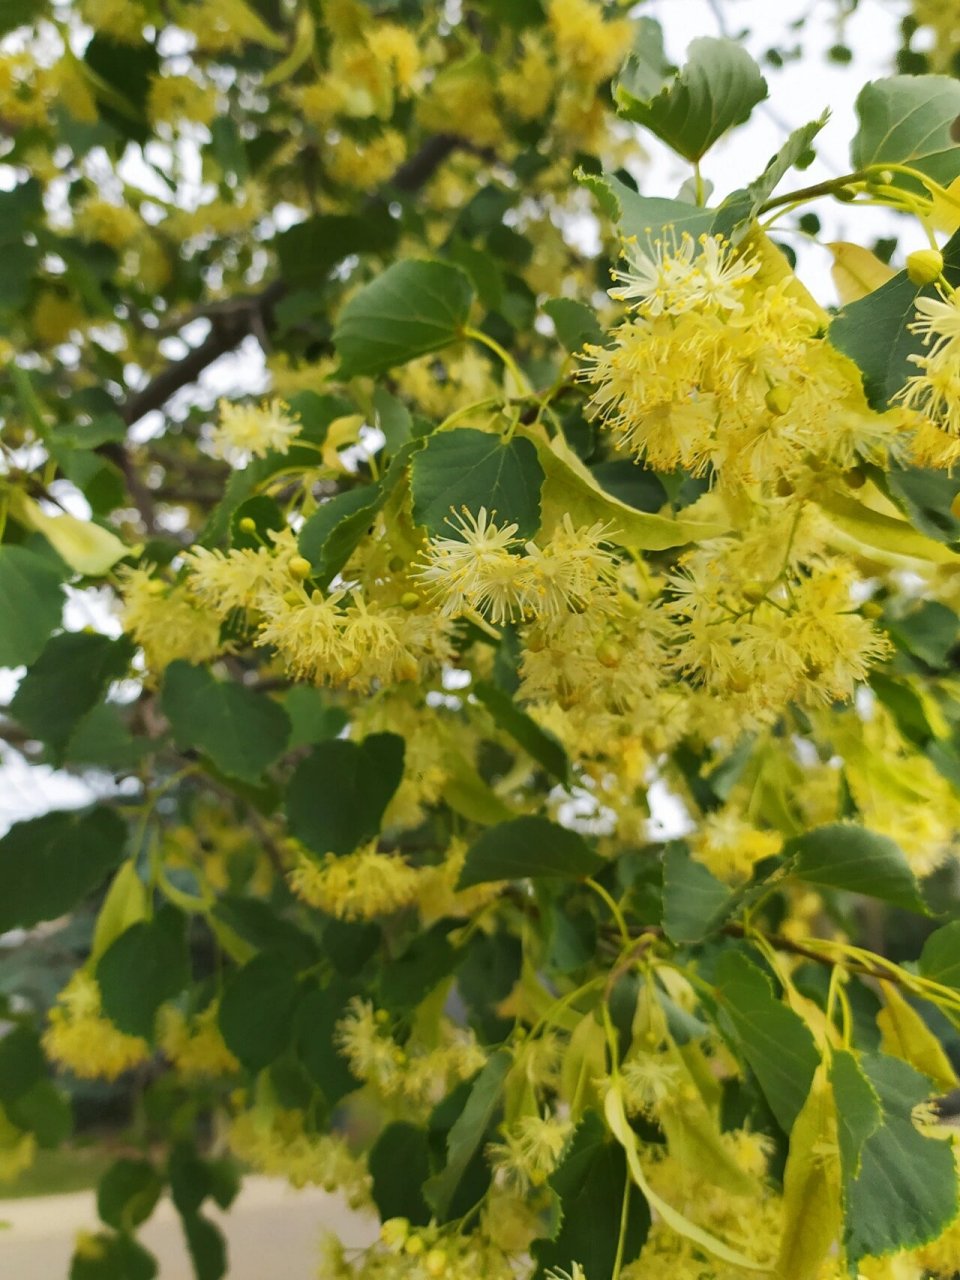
[289,555,312,580]
[906,248,944,287]
[238,516,257,534]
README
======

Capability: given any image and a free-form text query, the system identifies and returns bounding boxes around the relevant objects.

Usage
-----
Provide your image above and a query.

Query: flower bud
[843,466,866,489]
[238,516,257,534]
[861,600,883,619]
[380,1219,409,1252]
[741,581,767,605]
[424,1249,447,1277]
[400,591,420,611]
[289,555,312,580]
[595,638,622,669]
[764,384,793,416]
[906,248,944,286]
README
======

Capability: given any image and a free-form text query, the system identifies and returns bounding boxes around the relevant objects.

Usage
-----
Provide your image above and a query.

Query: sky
[0,0,924,834]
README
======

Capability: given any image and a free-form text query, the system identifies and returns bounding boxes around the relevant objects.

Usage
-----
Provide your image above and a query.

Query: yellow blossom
[326,130,407,189]
[547,0,632,85]
[487,1113,572,1192]
[74,198,142,250]
[147,74,219,127]
[229,1106,370,1203]
[289,845,421,920]
[43,971,150,1081]
[119,567,222,674]
[158,1004,240,1079]
[210,398,301,463]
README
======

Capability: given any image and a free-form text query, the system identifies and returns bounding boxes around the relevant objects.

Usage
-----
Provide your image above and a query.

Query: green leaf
[97,1159,164,1231]
[162,662,290,783]
[783,823,929,913]
[424,1049,511,1219]
[179,1212,226,1280]
[457,816,604,889]
[715,952,819,1132]
[829,228,960,410]
[0,545,64,667]
[661,844,736,945]
[880,464,960,545]
[577,169,716,242]
[852,75,960,187]
[0,0,38,35]
[9,1078,71,1147]
[411,427,544,540]
[218,952,302,1073]
[372,387,413,454]
[298,484,385,587]
[334,259,474,378]
[281,686,349,749]
[369,1122,432,1225]
[543,298,603,353]
[0,1026,43,1102]
[532,1110,649,1279]
[473,680,569,785]
[286,733,404,856]
[715,113,829,236]
[65,703,150,771]
[96,907,190,1040]
[297,983,361,1104]
[615,29,768,162]
[10,631,134,756]
[842,1053,959,1266]
[919,921,960,990]
[71,1232,157,1280]
[380,922,458,1012]
[276,207,399,289]
[830,1049,883,1185]
[0,806,127,932]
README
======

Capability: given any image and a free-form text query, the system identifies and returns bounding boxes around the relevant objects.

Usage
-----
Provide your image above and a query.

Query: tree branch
[118,134,472,430]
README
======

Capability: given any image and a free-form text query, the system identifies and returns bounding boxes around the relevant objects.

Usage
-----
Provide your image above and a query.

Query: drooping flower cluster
[583,233,901,485]
[210,398,302,463]
[895,285,960,467]
[43,971,151,1081]
[335,998,486,1115]
[289,845,422,921]
[417,508,617,625]
[228,1106,371,1203]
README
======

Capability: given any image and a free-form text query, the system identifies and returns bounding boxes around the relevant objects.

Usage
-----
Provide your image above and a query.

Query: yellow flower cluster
[335,998,486,1115]
[80,0,147,42]
[911,0,960,72]
[147,73,219,127]
[327,130,407,190]
[322,1219,517,1280]
[487,1113,573,1193]
[583,233,901,485]
[210,398,302,463]
[228,1106,370,1203]
[289,846,422,921]
[43,971,150,1081]
[418,509,617,625]
[158,1003,240,1079]
[119,567,222,675]
[688,807,783,884]
[896,286,960,468]
[74,198,143,251]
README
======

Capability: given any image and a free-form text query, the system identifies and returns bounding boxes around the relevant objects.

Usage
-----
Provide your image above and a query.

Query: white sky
[0,0,923,833]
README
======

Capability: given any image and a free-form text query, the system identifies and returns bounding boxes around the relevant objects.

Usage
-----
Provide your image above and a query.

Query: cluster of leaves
[1,4,960,1280]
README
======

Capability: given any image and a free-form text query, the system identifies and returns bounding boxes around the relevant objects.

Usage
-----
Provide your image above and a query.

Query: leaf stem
[586,876,631,946]
[463,326,530,397]
[758,170,865,215]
